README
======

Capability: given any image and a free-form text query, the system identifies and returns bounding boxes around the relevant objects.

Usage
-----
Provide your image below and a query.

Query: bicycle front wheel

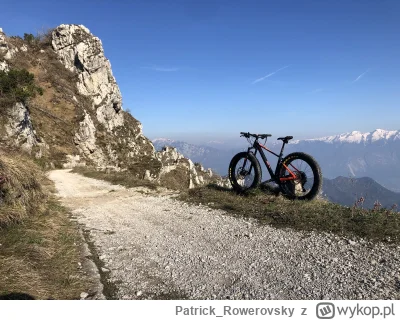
[278,152,322,200]
[228,152,261,192]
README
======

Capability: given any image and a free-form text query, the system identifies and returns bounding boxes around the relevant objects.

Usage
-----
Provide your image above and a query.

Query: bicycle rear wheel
[228,152,261,192]
[278,152,322,200]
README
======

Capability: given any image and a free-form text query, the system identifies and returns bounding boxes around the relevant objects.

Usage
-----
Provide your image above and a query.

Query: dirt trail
[49,169,400,300]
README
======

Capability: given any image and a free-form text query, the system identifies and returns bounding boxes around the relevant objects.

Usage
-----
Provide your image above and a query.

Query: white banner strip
[1,300,398,320]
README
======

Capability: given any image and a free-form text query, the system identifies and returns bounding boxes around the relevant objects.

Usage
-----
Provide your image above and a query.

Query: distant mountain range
[322,176,400,209]
[286,129,400,192]
[153,129,400,192]
[293,129,400,145]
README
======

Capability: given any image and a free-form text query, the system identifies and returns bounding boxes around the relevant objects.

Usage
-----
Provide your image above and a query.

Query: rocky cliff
[0,24,216,189]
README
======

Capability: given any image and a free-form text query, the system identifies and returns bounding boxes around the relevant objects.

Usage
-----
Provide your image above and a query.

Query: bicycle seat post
[279,140,287,158]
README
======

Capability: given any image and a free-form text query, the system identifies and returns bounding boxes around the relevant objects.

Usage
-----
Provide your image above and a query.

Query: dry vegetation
[73,166,190,191]
[72,166,158,190]
[179,184,400,243]
[0,151,46,226]
[73,163,221,192]
[0,151,94,299]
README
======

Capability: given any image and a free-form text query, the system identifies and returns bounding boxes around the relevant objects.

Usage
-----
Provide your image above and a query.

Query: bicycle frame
[246,138,299,183]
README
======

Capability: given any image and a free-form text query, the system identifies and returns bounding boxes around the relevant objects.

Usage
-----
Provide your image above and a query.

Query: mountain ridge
[291,128,400,145]
[322,176,400,209]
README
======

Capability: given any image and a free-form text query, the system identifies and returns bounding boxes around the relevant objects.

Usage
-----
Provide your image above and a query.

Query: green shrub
[23,33,35,44]
[0,69,43,108]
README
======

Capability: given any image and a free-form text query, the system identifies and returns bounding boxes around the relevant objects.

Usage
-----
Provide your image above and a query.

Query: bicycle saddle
[277,136,293,141]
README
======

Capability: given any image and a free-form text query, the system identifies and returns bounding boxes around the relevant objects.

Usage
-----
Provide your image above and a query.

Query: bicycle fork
[241,151,253,176]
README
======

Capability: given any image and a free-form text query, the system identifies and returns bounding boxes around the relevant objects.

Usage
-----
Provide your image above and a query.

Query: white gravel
[49,169,400,300]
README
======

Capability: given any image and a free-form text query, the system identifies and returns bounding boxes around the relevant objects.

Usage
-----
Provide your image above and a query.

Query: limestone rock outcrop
[0,28,18,60]
[51,24,123,131]
[49,24,155,170]
[73,110,105,166]
[4,102,46,157]
[0,60,8,72]
[155,146,216,189]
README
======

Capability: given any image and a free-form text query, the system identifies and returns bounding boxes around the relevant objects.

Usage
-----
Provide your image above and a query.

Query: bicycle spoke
[284,158,316,197]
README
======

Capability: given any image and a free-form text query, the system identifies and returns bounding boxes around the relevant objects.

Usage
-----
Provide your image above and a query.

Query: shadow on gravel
[0,292,35,300]
[207,182,280,195]
[82,229,120,300]
[148,291,189,300]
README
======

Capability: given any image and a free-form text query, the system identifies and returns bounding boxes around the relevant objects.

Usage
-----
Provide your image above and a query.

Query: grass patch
[0,198,94,299]
[72,167,158,190]
[159,166,189,191]
[179,184,400,243]
[0,151,47,226]
[0,150,95,299]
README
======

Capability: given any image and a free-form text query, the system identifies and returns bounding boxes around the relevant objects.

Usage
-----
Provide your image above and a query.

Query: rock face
[52,24,123,131]
[154,147,197,189]
[0,60,8,72]
[5,102,38,153]
[73,110,104,162]
[0,28,18,61]
[48,24,154,169]
[0,29,10,72]
[0,24,219,190]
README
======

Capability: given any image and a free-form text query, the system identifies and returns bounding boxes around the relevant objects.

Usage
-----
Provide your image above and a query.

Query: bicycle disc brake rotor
[236,165,252,187]
[238,167,249,177]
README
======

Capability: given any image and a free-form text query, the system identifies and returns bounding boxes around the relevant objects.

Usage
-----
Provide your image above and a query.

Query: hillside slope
[0,25,217,189]
[322,176,400,209]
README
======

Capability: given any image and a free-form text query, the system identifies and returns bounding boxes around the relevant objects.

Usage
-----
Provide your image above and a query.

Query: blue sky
[2,0,400,143]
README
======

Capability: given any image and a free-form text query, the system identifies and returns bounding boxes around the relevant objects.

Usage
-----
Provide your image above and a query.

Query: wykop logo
[316,302,335,319]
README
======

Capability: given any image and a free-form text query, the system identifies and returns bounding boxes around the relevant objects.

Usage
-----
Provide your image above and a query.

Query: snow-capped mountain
[292,129,400,145]
[286,129,400,192]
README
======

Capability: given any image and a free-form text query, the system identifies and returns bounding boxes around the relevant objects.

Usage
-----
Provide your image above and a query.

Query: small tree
[23,33,36,44]
[0,69,43,109]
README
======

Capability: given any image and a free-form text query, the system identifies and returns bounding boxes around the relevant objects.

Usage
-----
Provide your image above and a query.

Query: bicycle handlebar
[240,132,272,139]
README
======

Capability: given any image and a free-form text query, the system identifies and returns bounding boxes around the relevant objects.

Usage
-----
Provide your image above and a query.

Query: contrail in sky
[252,65,290,84]
[352,69,370,83]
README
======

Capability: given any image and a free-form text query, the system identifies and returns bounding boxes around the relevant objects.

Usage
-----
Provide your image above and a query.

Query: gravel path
[49,169,400,300]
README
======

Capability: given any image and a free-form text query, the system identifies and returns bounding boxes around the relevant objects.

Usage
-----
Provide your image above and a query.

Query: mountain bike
[228,132,322,200]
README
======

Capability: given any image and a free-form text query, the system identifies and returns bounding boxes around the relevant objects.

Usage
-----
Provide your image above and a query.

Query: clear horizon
[2,0,399,144]
[148,127,400,146]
